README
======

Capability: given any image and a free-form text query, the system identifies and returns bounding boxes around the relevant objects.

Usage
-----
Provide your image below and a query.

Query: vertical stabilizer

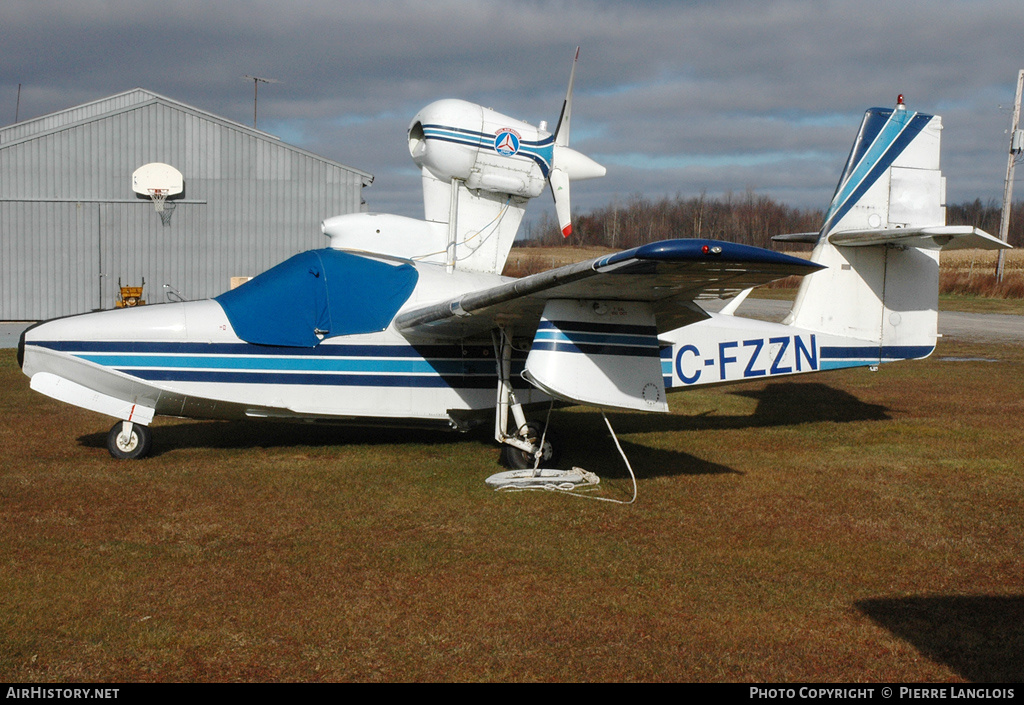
[820,98,944,237]
[785,100,947,357]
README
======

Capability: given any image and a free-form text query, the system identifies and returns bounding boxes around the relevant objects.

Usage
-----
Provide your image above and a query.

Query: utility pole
[997,69,1024,282]
[243,75,279,129]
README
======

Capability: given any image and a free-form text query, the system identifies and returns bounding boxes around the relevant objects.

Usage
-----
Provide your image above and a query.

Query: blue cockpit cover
[215,249,419,347]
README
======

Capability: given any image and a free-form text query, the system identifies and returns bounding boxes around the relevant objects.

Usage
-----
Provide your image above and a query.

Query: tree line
[522,192,1024,249]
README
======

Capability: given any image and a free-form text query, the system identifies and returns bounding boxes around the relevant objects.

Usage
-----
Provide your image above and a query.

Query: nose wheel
[106,421,153,460]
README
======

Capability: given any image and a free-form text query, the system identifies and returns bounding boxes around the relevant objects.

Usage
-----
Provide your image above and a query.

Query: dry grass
[503,246,617,279]
[1,340,1023,683]
[941,249,1024,273]
[939,250,1024,300]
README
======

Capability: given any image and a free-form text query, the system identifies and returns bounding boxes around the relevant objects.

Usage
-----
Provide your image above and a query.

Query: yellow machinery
[116,277,146,307]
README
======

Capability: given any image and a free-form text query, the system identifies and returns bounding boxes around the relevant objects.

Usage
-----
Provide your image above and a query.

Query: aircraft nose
[17,320,44,370]
[17,324,29,369]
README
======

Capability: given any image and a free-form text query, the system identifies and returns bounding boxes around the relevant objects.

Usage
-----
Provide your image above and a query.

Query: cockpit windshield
[215,249,418,347]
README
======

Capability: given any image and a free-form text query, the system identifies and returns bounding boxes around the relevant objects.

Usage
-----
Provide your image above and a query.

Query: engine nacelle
[409,99,553,199]
[328,52,606,273]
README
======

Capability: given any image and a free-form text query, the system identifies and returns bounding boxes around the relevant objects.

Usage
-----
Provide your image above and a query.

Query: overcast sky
[3,0,1023,223]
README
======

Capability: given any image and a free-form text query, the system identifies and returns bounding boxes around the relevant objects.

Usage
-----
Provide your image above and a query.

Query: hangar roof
[0,87,373,185]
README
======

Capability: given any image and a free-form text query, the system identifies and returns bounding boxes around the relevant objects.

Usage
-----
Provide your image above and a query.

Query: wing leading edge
[395,239,823,340]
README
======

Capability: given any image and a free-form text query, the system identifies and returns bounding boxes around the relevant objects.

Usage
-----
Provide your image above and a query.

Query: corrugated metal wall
[0,91,371,320]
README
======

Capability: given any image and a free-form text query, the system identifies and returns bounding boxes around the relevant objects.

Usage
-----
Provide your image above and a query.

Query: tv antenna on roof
[243,75,279,128]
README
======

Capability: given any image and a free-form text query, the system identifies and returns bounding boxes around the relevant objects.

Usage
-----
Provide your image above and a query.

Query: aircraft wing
[395,239,822,340]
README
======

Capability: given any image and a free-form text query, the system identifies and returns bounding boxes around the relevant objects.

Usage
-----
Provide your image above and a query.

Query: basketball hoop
[132,163,183,226]
[148,188,168,212]
[148,188,174,225]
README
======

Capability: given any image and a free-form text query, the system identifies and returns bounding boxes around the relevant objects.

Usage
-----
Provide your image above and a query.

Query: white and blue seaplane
[18,56,1009,482]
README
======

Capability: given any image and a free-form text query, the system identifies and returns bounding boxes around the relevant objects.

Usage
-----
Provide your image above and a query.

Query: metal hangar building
[0,88,373,320]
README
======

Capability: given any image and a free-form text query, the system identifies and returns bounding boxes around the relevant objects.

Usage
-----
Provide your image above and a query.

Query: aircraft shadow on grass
[76,420,454,457]
[76,381,886,480]
[600,381,892,435]
[75,421,736,478]
[561,381,890,478]
[857,595,1024,682]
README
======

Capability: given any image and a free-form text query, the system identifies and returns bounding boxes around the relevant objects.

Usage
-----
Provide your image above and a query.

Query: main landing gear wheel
[106,421,153,460]
[500,421,559,470]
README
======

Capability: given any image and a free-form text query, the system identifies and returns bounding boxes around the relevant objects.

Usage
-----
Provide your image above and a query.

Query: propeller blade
[550,168,572,237]
[554,47,579,148]
[551,48,581,237]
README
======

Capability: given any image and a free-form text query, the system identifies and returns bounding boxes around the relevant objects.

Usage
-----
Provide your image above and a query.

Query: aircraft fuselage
[19,255,912,434]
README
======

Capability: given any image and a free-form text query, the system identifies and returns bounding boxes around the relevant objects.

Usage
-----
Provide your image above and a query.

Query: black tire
[106,421,153,460]
[500,421,559,470]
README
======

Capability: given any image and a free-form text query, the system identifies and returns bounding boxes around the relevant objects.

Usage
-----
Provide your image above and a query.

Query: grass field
[1,339,1022,683]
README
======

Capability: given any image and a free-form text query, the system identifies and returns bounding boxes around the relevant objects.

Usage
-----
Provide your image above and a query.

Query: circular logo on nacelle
[494,128,521,157]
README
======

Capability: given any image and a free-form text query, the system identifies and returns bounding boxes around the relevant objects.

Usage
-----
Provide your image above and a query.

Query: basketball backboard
[131,163,183,217]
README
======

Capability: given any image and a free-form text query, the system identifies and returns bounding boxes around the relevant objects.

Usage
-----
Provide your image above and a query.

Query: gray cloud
[3,0,1022,220]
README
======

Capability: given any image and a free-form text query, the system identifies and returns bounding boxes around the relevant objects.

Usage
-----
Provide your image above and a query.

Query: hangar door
[0,199,201,320]
[0,201,99,320]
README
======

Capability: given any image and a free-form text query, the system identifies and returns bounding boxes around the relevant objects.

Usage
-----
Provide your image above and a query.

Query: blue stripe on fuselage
[27,340,522,390]
[29,340,490,357]
[124,369,498,388]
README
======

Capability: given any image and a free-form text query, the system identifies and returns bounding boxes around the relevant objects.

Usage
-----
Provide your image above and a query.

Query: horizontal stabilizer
[829,225,1010,251]
[772,232,820,244]
[396,239,821,340]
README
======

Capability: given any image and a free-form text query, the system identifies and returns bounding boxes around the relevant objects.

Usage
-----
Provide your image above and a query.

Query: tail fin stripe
[821,110,932,235]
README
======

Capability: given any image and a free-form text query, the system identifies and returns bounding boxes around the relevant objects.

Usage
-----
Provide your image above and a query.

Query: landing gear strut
[492,329,559,469]
[106,420,153,460]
